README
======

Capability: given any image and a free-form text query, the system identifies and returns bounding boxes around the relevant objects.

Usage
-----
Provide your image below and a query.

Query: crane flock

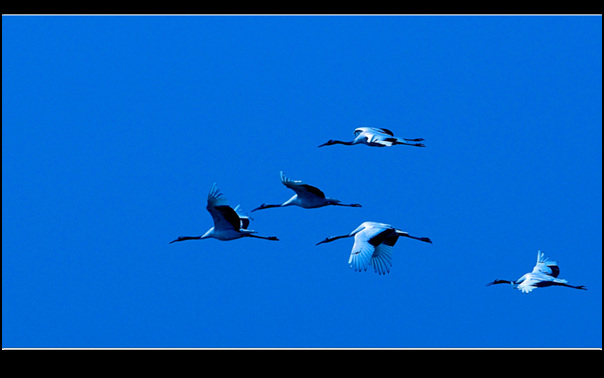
[170,127,586,293]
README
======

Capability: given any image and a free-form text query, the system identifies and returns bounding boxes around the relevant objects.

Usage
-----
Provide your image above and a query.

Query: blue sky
[2,15,601,348]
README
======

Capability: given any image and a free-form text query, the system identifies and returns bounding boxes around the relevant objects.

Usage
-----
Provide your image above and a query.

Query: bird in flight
[170,183,279,243]
[318,127,426,148]
[487,250,586,293]
[316,221,432,274]
[251,171,362,212]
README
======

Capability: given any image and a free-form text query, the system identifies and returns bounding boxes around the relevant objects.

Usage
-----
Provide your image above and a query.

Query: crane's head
[170,236,192,244]
[251,203,270,212]
[316,237,334,245]
[318,139,337,147]
[486,279,513,286]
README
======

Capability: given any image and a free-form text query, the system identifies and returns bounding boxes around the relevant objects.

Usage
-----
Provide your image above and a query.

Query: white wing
[517,282,538,294]
[354,127,394,137]
[353,128,398,147]
[206,183,240,231]
[370,244,393,275]
[348,237,374,272]
[233,204,252,230]
[531,250,561,277]
[348,224,394,274]
[515,273,539,294]
[280,171,326,199]
[207,182,229,208]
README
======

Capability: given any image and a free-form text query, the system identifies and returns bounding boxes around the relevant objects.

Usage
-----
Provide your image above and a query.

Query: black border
[2,3,603,15]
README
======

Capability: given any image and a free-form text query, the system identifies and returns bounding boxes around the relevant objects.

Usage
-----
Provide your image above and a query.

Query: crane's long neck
[170,228,215,244]
[318,139,355,147]
[486,279,514,286]
[252,201,295,212]
[251,203,281,212]
[169,235,202,244]
[316,233,352,245]
[253,195,299,212]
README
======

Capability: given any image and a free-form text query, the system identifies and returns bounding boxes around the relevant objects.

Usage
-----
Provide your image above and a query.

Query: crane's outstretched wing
[280,171,326,199]
[531,250,560,277]
[354,127,394,137]
[206,183,241,231]
[353,127,398,147]
[373,127,395,136]
[369,244,393,275]
[517,275,540,294]
[348,234,374,273]
[348,226,395,274]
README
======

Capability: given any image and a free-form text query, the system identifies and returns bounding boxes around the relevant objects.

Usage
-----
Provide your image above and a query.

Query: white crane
[315,221,432,274]
[487,250,586,293]
[170,183,279,243]
[251,171,362,212]
[318,127,426,148]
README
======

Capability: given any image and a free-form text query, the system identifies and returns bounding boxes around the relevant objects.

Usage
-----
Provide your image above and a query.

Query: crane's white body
[318,127,425,148]
[317,221,432,275]
[353,127,405,147]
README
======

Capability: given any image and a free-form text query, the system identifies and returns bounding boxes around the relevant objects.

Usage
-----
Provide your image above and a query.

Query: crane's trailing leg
[247,234,279,241]
[394,141,426,147]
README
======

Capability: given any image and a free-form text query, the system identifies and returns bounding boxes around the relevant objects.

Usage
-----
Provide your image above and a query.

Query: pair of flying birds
[170,127,586,292]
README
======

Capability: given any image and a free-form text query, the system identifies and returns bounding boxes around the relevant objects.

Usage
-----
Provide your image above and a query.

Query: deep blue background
[3,15,601,348]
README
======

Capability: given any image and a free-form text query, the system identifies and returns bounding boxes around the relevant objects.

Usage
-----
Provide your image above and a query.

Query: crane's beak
[251,204,265,212]
[315,238,330,246]
[169,237,183,244]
